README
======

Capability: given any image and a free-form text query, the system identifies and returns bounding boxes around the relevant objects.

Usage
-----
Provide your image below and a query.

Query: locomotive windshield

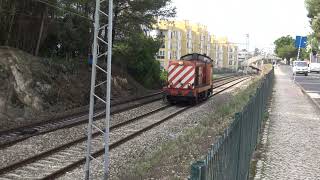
[180,53,213,63]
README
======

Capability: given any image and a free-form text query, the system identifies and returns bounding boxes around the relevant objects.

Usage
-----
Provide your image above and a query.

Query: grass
[121,75,265,179]
[249,100,272,180]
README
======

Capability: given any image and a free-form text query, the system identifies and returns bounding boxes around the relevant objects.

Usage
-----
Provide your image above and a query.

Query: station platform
[255,65,320,179]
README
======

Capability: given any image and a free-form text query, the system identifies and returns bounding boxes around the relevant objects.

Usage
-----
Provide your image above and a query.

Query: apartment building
[238,50,252,69]
[154,20,238,70]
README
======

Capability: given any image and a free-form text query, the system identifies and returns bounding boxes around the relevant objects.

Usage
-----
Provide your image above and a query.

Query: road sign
[295,36,307,48]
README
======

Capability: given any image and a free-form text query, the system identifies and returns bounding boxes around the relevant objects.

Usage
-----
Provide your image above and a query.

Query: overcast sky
[172,0,311,52]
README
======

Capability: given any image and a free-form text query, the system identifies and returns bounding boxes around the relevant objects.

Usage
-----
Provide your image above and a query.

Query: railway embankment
[0,47,150,132]
[113,73,269,179]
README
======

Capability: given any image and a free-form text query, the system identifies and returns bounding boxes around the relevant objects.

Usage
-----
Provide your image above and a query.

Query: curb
[294,81,320,111]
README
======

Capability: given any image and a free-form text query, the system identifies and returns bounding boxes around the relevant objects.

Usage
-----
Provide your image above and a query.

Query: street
[294,72,320,107]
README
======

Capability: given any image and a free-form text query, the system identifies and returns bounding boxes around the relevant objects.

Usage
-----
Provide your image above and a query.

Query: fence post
[235,112,242,180]
[188,69,275,180]
[190,160,206,180]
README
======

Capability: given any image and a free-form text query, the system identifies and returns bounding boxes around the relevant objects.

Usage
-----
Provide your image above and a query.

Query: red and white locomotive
[163,53,214,104]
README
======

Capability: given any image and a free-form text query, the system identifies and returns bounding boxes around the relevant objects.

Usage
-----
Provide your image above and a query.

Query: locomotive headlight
[178,61,183,65]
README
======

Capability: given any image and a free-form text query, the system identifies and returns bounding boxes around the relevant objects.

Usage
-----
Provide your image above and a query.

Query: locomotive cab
[163,53,213,104]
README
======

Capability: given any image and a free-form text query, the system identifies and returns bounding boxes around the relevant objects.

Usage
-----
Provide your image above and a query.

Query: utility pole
[245,34,249,74]
[235,46,239,72]
[85,0,113,179]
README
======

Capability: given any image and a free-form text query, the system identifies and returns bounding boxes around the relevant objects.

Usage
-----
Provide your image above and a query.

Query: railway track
[0,91,163,149]
[213,74,239,83]
[0,76,250,179]
[0,74,240,148]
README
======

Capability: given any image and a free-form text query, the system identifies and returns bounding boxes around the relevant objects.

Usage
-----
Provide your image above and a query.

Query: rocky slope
[0,46,150,131]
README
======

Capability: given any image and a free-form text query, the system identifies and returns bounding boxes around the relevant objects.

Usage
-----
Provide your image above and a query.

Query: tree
[274,36,298,64]
[254,48,260,56]
[111,0,176,43]
[0,0,58,54]
[113,33,162,88]
[0,0,176,88]
[0,0,175,59]
[306,0,320,39]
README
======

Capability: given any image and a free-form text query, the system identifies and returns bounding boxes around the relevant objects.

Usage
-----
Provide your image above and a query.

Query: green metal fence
[190,69,275,180]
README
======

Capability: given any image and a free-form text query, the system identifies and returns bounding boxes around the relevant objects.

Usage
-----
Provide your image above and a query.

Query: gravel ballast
[58,77,254,179]
[0,100,165,169]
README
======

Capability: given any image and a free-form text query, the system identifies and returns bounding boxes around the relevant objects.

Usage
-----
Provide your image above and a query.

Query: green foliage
[113,34,162,89]
[274,36,298,62]
[306,0,320,38]
[124,76,264,179]
[254,48,260,56]
[112,0,176,42]
[40,15,91,58]
[0,0,176,89]
[308,34,320,51]
[160,70,168,81]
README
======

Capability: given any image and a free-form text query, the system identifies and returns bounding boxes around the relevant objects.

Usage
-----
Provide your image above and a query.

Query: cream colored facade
[154,20,238,70]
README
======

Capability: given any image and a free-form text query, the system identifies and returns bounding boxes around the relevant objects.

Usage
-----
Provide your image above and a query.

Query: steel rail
[0,92,163,148]
[40,76,251,179]
[0,105,171,175]
[0,76,250,179]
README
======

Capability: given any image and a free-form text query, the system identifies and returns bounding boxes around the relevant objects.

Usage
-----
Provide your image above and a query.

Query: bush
[113,33,162,89]
[160,70,168,86]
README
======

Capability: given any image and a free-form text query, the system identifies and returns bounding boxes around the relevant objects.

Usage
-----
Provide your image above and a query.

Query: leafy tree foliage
[113,34,162,88]
[274,36,297,62]
[274,35,309,63]
[253,48,260,56]
[306,0,320,39]
[0,0,93,57]
[0,0,175,88]
[308,34,319,52]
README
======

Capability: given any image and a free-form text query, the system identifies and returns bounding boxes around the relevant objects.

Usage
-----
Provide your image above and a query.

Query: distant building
[212,37,238,70]
[153,20,238,70]
[238,50,252,69]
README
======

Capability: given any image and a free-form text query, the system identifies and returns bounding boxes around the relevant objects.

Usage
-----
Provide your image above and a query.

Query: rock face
[0,47,49,121]
[0,46,149,129]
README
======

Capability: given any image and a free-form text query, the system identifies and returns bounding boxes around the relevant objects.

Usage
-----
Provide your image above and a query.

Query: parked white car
[309,63,320,73]
[292,61,309,76]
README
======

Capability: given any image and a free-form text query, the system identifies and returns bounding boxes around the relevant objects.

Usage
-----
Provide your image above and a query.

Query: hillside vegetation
[0,0,175,88]
[0,47,150,130]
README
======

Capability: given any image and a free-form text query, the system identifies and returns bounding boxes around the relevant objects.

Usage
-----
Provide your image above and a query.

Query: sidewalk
[258,65,320,179]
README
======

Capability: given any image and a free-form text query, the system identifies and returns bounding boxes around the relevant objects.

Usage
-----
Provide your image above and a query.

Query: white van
[292,61,309,76]
[309,63,320,73]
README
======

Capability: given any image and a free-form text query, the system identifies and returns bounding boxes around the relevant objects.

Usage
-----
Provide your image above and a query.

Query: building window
[200,34,205,41]
[168,30,172,39]
[157,50,165,59]
[187,30,192,39]
[187,41,192,49]
[159,31,165,38]
[229,61,233,65]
